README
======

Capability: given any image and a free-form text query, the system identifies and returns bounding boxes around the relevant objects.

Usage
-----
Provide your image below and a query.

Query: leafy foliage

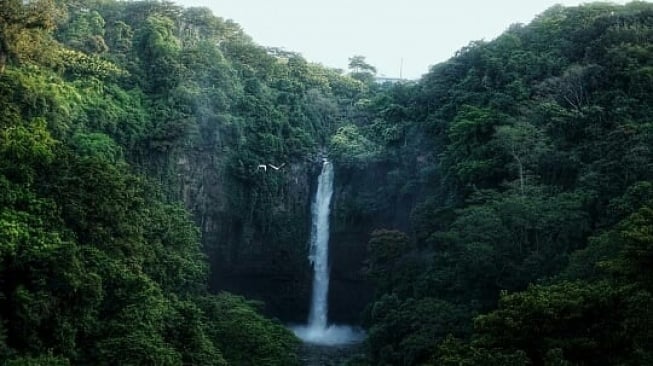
[3,1,653,365]
[356,2,653,365]
[0,1,313,364]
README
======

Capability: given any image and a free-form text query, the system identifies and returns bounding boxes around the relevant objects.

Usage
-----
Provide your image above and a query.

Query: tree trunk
[518,158,524,195]
[0,32,9,74]
[0,53,5,73]
[0,39,6,73]
[512,151,524,195]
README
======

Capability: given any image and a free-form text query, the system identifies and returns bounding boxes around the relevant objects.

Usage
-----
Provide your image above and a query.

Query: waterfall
[308,160,334,330]
[291,160,364,346]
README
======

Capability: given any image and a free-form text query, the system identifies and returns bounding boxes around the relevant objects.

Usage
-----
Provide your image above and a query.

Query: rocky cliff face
[174,146,310,321]
[173,147,419,323]
[329,161,421,322]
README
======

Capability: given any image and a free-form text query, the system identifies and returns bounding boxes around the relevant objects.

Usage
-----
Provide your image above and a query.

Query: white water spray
[291,160,364,346]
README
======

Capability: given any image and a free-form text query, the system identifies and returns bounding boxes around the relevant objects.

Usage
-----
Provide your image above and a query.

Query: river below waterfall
[298,341,366,366]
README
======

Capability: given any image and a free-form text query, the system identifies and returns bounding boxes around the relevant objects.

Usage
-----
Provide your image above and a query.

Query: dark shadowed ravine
[298,342,366,366]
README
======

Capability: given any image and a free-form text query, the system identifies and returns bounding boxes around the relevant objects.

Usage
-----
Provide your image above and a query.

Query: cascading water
[291,160,364,346]
[307,160,333,330]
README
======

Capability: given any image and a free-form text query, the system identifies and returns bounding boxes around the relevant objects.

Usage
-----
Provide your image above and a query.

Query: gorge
[0,1,652,365]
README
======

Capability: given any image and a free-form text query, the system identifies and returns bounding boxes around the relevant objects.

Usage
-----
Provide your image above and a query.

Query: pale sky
[176,0,632,79]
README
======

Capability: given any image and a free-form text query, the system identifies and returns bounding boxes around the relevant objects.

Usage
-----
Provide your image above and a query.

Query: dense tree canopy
[1,0,653,365]
[0,0,368,363]
[346,2,653,365]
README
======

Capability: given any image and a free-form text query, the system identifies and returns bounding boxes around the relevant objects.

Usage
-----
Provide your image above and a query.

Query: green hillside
[1,1,652,365]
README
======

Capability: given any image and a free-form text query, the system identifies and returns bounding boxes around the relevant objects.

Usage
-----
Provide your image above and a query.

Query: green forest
[1,0,652,365]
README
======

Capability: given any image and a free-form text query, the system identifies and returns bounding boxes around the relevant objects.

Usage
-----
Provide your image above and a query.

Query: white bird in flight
[268,163,286,170]
[257,163,285,172]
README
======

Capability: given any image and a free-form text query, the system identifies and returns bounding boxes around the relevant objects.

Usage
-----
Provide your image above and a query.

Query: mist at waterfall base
[290,161,365,346]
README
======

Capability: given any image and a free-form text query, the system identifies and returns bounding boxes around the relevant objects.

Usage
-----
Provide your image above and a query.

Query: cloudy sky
[176,0,631,79]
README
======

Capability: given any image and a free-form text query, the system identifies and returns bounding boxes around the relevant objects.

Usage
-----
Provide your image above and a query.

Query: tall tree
[0,0,61,71]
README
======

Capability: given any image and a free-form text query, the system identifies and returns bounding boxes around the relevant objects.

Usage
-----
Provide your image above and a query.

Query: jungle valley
[0,1,652,365]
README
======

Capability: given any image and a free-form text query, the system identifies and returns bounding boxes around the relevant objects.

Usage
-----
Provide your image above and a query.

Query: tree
[367,229,413,293]
[495,121,550,194]
[348,55,377,74]
[348,55,377,83]
[0,0,62,71]
[134,15,181,93]
[200,293,300,366]
[330,124,380,164]
[59,10,108,54]
[442,106,509,188]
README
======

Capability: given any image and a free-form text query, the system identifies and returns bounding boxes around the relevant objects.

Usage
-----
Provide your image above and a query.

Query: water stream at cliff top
[291,160,365,346]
